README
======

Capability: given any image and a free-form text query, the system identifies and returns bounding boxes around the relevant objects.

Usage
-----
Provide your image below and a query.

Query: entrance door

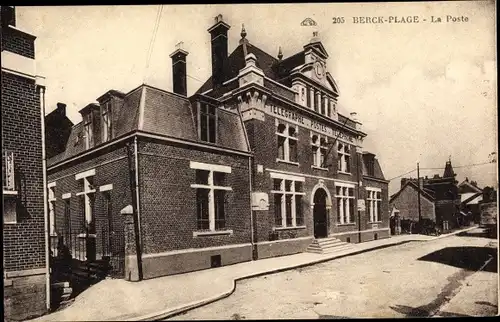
[313,188,328,238]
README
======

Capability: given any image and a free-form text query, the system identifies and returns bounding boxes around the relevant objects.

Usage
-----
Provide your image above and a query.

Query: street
[168,228,498,319]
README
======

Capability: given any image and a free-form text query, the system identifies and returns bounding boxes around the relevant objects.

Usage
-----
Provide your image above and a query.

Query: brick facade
[47,141,132,276]
[2,7,48,320]
[45,13,390,282]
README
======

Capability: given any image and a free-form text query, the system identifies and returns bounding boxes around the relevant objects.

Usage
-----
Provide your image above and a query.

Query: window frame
[337,142,352,174]
[75,169,96,235]
[276,120,299,165]
[190,161,233,236]
[198,102,218,144]
[83,113,94,149]
[335,182,356,225]
[367,187,382,222]
[270,173,306,229]
[48,182,57,235]
[101,101,112,143]
[311,132,329,170]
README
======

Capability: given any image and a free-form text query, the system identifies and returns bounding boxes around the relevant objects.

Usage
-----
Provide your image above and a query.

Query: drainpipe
[133,136,143,280]
[38,81,50,311]
[126,137,143,281]
[249,156,256,260]
[357,143,362,244]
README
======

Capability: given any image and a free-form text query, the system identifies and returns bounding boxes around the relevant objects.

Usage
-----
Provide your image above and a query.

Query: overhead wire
[142,5,163,84]
[387,160,495,182]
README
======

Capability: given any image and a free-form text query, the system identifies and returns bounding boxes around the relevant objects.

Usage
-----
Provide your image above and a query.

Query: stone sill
[273,225,307,231]
[276,159,300,166]
[193,230,233,237]
[77,233,97,238]
[338,171,352,175]
[337,223,356,226]
[368,221,383,224]
[311,165,329,171]
[3,190,18,196]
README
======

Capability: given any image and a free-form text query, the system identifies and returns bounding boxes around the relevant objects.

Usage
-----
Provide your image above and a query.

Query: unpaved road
[168,228,498,319]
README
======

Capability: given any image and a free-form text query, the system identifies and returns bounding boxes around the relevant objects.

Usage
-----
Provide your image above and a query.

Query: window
[190,162,232,232]
[75,169,96,234]
[271,175,305,228]
[366,158,375,177]
[326,97,331,117]
[337,143,351,173]
[306,86,311,108]
[276,122,298,163]
[48,183,56,235]
[315,91,320,113]
[311,133,328,168]
[367,188,382,222]
[83,113,94,149]
[335,184,355,224]
[64,199,71,238]
[199,103,217,143]
[320,95,326,115]
[101,101,112,142]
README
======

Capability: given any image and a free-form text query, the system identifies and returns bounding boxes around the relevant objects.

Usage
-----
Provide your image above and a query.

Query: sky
[17,2,497,194]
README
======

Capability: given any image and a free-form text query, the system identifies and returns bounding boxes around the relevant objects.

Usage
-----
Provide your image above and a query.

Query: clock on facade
[314,62,325,78]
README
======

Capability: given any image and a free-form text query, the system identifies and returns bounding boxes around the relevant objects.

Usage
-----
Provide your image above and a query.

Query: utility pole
[417,162,422,232]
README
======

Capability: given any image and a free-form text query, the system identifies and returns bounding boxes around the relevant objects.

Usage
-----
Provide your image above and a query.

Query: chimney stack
[169,41,189,96]
[1,6,15,28]
[208,14,231,88]
[56,102,67,117]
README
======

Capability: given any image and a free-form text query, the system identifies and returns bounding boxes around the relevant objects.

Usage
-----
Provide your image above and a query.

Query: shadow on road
[417,246,497,273]
[456,229,497,239]
[390,304,472,318]
[475,301,498,309]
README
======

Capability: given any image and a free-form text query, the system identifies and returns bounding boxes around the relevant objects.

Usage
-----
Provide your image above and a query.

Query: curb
[125,226,480,321]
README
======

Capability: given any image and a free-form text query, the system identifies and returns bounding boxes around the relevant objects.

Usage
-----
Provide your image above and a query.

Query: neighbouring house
[45,14,390,282]
[389,179,436,222]
[390,160,461,232]
[2,6,50,321]
[458,177,483,224]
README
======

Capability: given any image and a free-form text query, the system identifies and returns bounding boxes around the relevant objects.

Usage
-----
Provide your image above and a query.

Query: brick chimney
[1,6,15,28]
[208,14,230,88]
[169,42,189,96]
[56,102,67,117]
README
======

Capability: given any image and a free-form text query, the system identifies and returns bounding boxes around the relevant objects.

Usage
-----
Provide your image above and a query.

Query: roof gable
[458,180,482,193]
[390,181,435,204]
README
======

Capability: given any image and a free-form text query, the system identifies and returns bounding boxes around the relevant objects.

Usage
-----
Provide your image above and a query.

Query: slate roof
[389,180,436,204]
[458,180,483,193]
[361,152,386,180]
[196,41,306,95]
[48,84,249,167]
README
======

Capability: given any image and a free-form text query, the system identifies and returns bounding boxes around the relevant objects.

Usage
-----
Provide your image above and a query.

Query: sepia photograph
[1,1,498,321]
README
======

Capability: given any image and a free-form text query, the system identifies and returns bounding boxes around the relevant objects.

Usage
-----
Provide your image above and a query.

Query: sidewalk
[29,226,478,322]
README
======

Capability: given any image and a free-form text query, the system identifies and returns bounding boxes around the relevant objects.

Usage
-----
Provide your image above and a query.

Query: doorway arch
[313,188,329,238]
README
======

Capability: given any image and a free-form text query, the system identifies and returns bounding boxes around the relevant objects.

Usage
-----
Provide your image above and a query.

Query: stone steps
[306,237,354,254]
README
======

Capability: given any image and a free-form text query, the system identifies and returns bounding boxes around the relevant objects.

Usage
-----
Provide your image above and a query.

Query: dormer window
[199,103,217,144]
[101,101,112,142]
[83,113,94,149]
